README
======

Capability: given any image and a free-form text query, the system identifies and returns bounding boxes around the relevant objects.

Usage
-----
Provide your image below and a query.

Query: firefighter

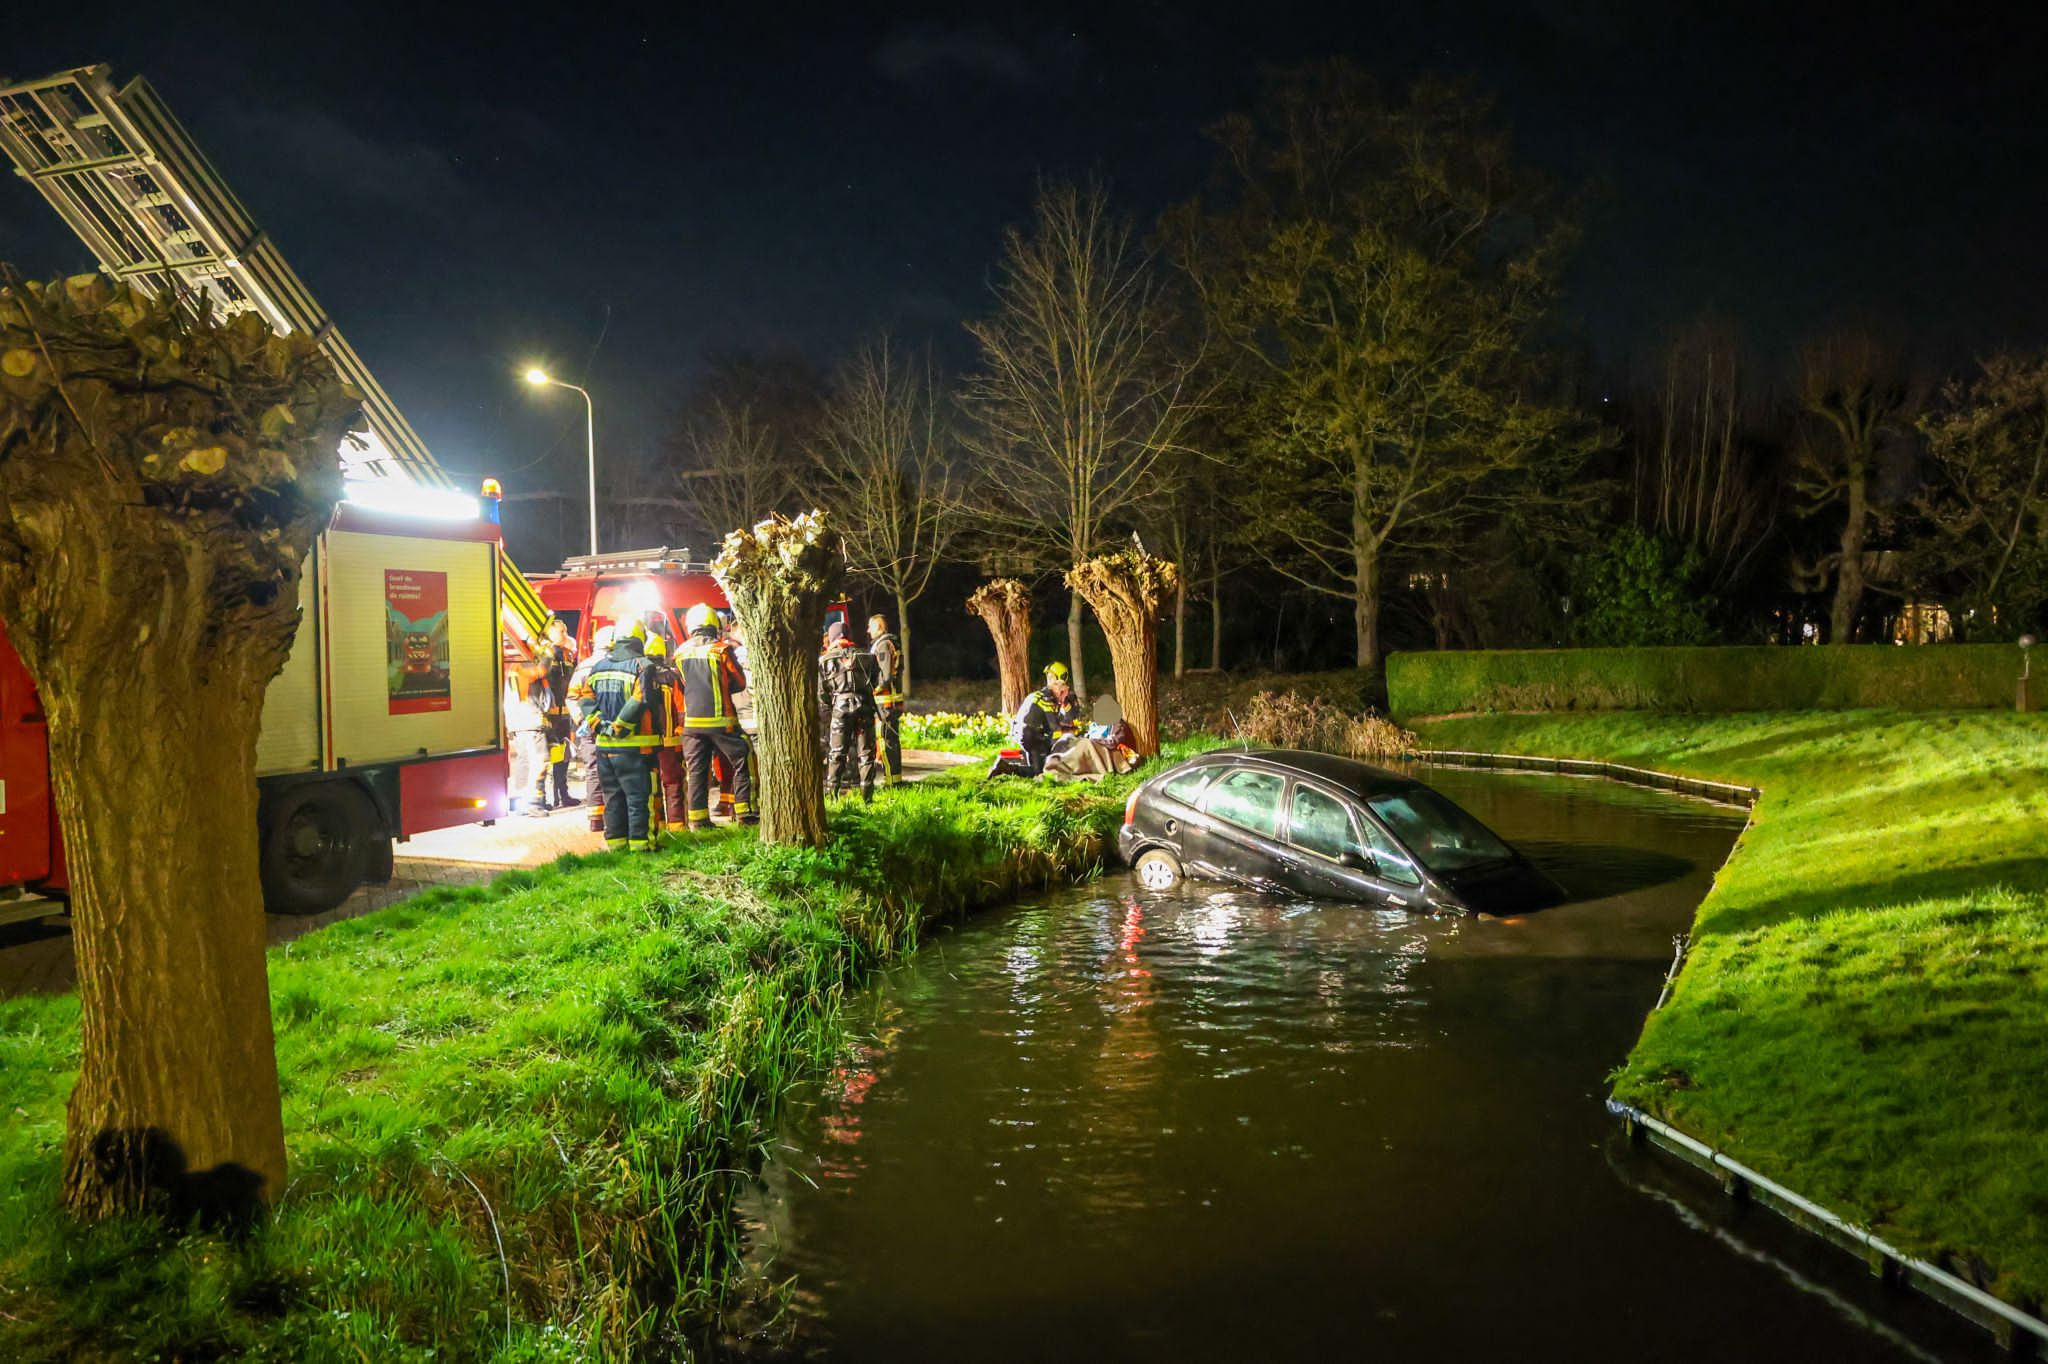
[868,613,904,784]
[570,621,661,852]
[540,618,578,809]
[677,602,756,830]
[1011,660,1085,777]
[642,631,687,840]
[819,620,879,801]
[566,625,615,832]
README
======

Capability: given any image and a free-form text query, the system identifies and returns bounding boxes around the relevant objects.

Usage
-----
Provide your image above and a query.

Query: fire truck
[0,65,557,919]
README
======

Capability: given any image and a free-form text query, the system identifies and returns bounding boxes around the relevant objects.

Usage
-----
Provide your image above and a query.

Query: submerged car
[1118,748,1562,915]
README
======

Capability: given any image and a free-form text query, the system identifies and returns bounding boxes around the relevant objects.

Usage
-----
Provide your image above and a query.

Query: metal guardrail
[1413,748,1761,808]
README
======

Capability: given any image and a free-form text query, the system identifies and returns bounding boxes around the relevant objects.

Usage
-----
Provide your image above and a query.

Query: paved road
[0,749,978,1000]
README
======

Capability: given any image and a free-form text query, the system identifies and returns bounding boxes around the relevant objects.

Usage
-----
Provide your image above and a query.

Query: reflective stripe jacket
[1011,686,1083,750]
[678,630,748,731]
[570,640,660,750]
[870,632,902,704]
[643,657,682,745]
[818,640,878,716]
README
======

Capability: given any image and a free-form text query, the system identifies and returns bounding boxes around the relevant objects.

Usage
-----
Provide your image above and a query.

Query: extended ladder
[0,64,551,639]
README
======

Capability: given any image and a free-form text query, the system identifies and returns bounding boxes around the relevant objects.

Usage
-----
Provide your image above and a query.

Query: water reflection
[735,772,1989,1364]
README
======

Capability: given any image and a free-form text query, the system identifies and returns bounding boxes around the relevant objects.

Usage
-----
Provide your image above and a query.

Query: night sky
[6,1,2047,507]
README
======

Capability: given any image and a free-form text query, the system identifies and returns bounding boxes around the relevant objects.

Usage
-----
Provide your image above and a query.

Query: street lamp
[523,367,598,557]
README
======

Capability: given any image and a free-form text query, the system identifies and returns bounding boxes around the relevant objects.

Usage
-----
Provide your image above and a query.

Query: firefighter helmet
[626,619,647,644]
[592,625,617,653]
[645,633,667,658]
[686,602,719,634]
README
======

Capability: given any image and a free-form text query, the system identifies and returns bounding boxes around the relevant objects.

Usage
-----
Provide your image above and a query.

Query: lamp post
[2020,634,2038,714]
[523,368,597,557]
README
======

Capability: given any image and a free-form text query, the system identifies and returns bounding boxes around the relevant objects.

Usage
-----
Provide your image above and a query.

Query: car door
[1277,781,1426,908]
[1188,765,1291,886]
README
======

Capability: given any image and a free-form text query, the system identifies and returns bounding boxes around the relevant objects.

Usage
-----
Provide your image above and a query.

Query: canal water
[734,769,1994,1362]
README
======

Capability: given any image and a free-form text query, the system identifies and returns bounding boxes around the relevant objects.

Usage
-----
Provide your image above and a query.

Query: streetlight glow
[524,367,549,385]
[519,365,599,556]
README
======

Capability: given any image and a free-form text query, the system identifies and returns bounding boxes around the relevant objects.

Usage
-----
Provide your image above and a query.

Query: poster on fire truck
[384,569,452,714]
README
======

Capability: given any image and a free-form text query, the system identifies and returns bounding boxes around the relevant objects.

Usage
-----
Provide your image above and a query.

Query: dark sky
[6,1,2048,501]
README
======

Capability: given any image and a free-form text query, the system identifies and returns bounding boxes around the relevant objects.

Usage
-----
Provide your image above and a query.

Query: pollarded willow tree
[966,577,1033,717]
[962,179,1203,700]
[808,336,961,696]
[1067,551,1179,755]
[713,510,843,847]
[0,272,356,1220]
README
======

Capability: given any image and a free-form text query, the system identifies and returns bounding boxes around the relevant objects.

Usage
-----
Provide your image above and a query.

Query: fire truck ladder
[0,64,552,639]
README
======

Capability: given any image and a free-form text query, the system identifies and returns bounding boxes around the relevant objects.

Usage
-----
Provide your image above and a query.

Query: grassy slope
[0,754,1207,1362]
[1414,710,2048,1300]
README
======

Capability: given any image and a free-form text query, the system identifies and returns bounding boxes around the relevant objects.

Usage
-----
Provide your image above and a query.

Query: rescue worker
[540,618,578,808]
[642,631,686,840]
[868,613,904,784]
[1012,661,1085,776]
[677,602,756,829]
[819,620,879,801]
[570,621,661,852]
[566,625,615,832]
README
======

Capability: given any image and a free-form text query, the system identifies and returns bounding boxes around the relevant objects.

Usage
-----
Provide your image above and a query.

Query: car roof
[1183,747,1420,799]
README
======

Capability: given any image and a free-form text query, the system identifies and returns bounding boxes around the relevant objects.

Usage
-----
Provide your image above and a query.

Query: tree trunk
[713,513,841,847]
[1832,467,1868,644]
[968,579,1033,717]
[1173,578,1186,678]
[894,587,912,699]
[1354,543,1382,671]
[51,618,287,1221]
[1210,562,1223,671]
[1066,589,1087,701]
[1067,553,1178,755]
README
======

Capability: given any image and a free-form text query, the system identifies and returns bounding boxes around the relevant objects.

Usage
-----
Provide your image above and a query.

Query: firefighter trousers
[545,714,573,805]
[876,701,903,780]
[576,728,604,829]
[596,749,653,849]
[684,728,755,828]
[825,709,877,799]
[652,747,687,828]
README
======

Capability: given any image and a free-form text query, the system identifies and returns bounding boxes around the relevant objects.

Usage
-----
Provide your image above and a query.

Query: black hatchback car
[1118,748,1561,915]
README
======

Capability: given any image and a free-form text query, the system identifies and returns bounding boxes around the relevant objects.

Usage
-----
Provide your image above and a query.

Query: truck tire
[260,781,373,915]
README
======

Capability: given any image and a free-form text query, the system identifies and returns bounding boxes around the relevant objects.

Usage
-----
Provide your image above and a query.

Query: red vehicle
[528,547,850,661]
[0,501,512,923]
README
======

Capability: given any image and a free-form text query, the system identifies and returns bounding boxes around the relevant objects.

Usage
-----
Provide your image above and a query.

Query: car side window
[1203,768,1287,840]
[1358,815,1423,886]
[1161,766,1218,805]
[1288,784,1361,862]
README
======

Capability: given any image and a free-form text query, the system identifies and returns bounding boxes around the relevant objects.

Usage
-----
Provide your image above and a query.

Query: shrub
[1570,527,1716,646]
[1236,690,1416,760]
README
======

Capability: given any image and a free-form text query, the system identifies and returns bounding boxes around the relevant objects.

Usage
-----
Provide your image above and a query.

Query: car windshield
[1366,787,1513,874]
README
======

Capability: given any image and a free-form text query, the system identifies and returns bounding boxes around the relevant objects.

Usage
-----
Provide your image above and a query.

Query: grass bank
[1413,710,2048,1303]
[0,752,1205,1362]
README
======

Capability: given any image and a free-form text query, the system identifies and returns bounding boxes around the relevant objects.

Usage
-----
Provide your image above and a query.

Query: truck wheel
[260,783,372,915]
[1133,847,1184,892]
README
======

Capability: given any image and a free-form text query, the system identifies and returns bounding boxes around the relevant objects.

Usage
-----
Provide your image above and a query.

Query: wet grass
[0,749,1215,1362]
[1412,710,2048,1304]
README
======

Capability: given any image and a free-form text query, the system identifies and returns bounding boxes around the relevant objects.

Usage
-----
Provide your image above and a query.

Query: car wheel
[260,782,374,915]
[1133,847,1183,892]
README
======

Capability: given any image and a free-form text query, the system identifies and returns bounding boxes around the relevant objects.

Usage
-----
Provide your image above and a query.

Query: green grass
[0,750,1214,1362]
[1387,644,2021,719]
[1413,710,2048,1302]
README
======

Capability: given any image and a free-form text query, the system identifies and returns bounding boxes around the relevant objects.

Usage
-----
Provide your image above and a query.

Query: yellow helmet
[1044,661,1070,683]
[645,633,667,658]
[686,602,719,634]
[626,620,648,644]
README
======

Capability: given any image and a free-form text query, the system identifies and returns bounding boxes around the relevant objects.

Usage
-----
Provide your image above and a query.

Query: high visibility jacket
[643,658,681,745]
[1011,686,1084,750]
[677,629,748,731]
[870,632,903,704]
[571,640,660,751]
[819,640,878,716]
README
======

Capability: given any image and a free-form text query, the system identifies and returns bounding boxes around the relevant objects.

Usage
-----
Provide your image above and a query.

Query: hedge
[1386,644,2027,719]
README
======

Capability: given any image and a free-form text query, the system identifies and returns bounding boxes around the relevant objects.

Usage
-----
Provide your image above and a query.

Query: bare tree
[809,337,961,694]
[671,399,792,547]
[962,180,1202,699]
[0,272,355,1220]
[1793,335,1908,643]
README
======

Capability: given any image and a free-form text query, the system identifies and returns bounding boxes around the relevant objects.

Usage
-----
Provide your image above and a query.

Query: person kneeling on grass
[1010,661,1085,777]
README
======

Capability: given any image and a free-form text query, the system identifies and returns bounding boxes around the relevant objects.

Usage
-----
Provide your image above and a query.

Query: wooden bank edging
[1411,745,2048,1355]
